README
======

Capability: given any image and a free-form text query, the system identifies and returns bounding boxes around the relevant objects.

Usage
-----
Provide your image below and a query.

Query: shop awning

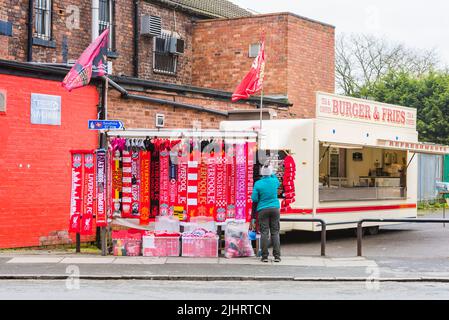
[106,129,258,140]
[377,139,449,155]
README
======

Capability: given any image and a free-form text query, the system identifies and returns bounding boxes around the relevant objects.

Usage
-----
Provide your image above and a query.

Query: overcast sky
[231,0,449,66]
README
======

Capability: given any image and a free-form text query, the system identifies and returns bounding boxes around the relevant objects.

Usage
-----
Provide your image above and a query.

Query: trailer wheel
[366,226,380,236]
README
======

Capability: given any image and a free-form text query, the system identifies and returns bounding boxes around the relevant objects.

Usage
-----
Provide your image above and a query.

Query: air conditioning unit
[141,15,162,37]
[169,37,185,54]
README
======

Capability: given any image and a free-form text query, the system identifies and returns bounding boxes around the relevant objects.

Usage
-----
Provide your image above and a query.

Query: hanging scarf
[95,149,107,227]
[159,140,170,216]
[176,140,189,221]
[226,143,236,220]
[80,152,96,235]
[139,150,151,225]
[206,144,217,219]
[121,150,133,218]
[215,140,227,222]
[187,139,200,220]
[197,144,208,217]
[131,149,140,217]
[235,143,247,220]
[246,142,256,222]
[69,152,83,233]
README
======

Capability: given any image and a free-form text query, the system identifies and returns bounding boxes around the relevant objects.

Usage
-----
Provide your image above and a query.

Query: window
[34,0,52,41]
[249,43,261,58]
[319,143,407,202]
[153,32,178,75]
[99,0,115,52]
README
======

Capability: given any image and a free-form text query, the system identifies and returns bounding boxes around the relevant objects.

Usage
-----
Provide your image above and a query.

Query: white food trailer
[221,92,449,233]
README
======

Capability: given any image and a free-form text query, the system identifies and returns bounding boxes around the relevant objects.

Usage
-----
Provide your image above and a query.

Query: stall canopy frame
[106,129,258,141]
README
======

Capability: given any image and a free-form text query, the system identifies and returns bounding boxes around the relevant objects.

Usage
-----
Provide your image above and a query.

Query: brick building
[0,0,335,248]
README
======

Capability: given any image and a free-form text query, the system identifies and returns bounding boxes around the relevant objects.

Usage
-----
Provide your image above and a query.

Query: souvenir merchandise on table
[224,221,255,258]
[112,229,143,256]
[181,216,218,257]
[142,216,181,256]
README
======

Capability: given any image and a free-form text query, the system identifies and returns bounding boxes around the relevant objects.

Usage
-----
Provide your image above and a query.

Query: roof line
[148,0,236,19]
[0,59,291,108]
[194,11,335,29]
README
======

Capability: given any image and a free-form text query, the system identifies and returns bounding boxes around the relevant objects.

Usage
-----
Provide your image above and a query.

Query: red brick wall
[1,0,196,85]
[107,89,290,129]
[0,74,99,248]
[191,14,289,97]
[287,15,335,118]
[191,13,335,118]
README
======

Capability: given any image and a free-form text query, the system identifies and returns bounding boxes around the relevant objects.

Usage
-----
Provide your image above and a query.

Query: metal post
[76,233,81,253]
[357,221,363,257]
[101,227,107,256]
[320,223,326,257]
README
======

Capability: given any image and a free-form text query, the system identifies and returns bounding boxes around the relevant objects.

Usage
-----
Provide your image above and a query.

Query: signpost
[88,120,124,130]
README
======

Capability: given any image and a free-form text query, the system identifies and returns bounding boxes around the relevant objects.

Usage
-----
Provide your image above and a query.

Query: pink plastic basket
[181,236,219,257]
[142,236,180,257]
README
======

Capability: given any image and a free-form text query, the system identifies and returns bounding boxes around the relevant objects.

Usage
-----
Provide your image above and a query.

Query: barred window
[34,0,52,40]
[153,32,177,75]
[99,0,115,51]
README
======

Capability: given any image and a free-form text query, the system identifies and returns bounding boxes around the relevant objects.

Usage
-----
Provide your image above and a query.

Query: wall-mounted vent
[169,37,185,55]
[249,43,261,58]
[141,15,162,37]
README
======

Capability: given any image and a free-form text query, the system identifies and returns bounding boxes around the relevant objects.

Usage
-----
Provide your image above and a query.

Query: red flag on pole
[62,29,109,91]
[231,39,266,102]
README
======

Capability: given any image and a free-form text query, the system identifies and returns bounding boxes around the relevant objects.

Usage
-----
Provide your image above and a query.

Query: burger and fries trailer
[221,92,449,232]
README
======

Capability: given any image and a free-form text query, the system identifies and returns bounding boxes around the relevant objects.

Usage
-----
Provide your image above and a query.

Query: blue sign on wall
[88,120,124,130]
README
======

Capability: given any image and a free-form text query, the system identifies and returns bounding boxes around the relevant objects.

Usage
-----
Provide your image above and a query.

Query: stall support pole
[76,233,81,253]
[100,76,109,256]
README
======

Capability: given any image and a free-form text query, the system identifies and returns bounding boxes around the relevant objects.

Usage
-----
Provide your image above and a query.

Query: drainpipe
[133,0,139,77]
[27,0,33,62]
[91,0,99,41]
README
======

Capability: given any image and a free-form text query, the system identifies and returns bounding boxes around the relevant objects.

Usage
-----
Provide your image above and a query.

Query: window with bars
[153,32,178,75]
[34,0,52,41]
[99,0,115,51]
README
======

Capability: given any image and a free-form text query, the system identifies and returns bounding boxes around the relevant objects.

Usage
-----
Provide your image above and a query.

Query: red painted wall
[0,74,99,248]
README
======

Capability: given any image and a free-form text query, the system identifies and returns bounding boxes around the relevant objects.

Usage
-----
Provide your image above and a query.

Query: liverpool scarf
[139,151,151,225]
[80,152,96,235]
[159,144,170,216]
[69,152,84,233]
[121,150,133,218]
[176,141,189,221]
[95,149,107,227]
[235,143,247,220]
[226,143,236,220]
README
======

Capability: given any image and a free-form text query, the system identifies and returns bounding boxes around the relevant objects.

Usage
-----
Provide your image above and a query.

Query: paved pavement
[0,211,448,282]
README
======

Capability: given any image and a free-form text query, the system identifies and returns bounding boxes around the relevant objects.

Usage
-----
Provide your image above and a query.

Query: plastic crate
[112,239,142,256]
[181,236,219,257]
[143,236,180,257]
[112,229,142,256]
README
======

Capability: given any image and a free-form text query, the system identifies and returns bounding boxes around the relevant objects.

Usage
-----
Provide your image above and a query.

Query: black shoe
[274,257,281,262]
[261,257,269,263]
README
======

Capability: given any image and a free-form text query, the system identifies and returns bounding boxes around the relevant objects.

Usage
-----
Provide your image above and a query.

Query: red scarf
[139,151,151,225]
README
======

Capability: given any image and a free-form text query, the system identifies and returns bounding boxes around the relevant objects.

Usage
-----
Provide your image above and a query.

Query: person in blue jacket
[251,164,281,262]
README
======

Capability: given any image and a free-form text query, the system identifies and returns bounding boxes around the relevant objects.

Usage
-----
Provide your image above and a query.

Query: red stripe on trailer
[316,204,417,214]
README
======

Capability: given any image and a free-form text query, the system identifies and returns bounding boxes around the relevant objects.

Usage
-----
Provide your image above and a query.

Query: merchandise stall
[221,92,449,233]
[70,129,259,257]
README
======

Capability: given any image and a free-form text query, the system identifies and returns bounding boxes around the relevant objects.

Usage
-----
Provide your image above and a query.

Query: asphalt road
[281,211,449,259]
[1,280,449,300]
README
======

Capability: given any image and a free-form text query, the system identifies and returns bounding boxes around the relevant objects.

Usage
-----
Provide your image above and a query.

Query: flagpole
[259,87,264,131]
[100,75,108,256]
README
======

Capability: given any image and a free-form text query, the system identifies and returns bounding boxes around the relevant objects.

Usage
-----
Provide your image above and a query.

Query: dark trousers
[258,208,281,259]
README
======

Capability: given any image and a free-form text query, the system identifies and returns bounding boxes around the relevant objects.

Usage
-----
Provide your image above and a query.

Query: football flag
[231,39,266,102]
[62,28,109,91]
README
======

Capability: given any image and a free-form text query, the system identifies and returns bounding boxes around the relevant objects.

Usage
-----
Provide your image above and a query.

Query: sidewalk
[1,253,449,282]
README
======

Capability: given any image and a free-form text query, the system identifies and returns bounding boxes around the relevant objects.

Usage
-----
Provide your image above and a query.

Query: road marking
[7,257,64,264]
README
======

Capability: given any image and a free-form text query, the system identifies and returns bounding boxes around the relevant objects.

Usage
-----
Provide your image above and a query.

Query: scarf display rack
[105,129,258,228]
